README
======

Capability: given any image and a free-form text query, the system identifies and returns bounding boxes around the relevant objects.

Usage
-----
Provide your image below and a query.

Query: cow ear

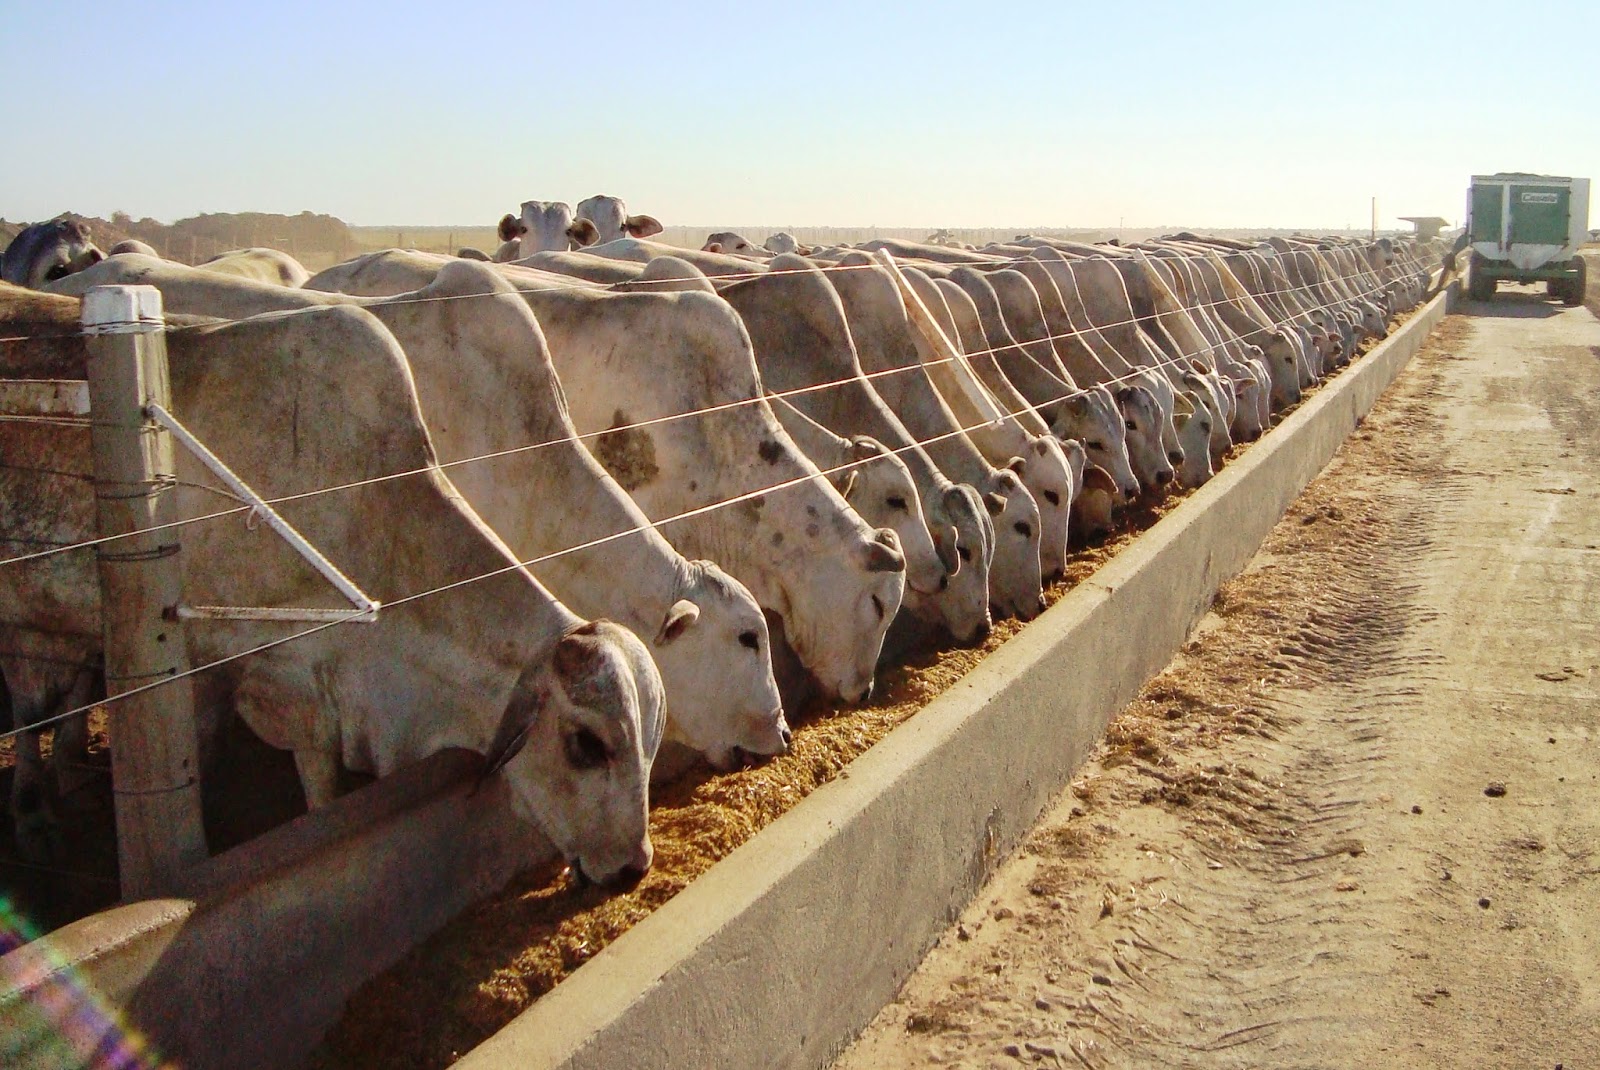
[625,214,663,239]
[567,218,600,248]
[984,492,1007,516]
[1114,385,1136,404]
[654,599,700,647]
[933,524,961,575]
[836,468,859,500]
[1084,465,1120,495]
[1004,455,1026,475]
[1066,395,1091,418]
[851,436,881,461]
[554,622,605,683]
[498,214,525,243]
[1032,437,1052,457]
[706,242,724,254]
[479,664,548,786]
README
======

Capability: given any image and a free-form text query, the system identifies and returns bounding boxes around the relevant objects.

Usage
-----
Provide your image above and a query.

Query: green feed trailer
[1467,173,1590,304]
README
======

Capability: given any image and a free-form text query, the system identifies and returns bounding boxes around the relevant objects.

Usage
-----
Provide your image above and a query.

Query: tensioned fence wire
[0,248,1427,572]
[0,250,1442,745]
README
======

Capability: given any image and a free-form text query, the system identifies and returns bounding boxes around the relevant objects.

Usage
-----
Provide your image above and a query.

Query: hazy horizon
[5,1,1596,233]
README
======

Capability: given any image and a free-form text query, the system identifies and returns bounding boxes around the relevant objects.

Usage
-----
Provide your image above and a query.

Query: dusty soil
[832,290,1600,1069]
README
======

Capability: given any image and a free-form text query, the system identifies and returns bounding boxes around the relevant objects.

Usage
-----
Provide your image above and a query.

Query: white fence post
[82,284,208,898]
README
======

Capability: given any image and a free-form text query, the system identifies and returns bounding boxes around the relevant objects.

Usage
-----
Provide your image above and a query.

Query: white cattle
[1,218,104,289]
[500,201,601,259]
[198,247,311,287]
[107,239,160,257]
[0,286,662,884]
[56,254,791,772]
[701,232,772,259]
[893,261,1073,582]
[575,195,663,245]
[940,263,1158,499]
[828,252,1045,622]
[718,256,994,645]
[764,232,801,255]
[766,394,945,601]
[583,237,767,279]
[512,285,907,705]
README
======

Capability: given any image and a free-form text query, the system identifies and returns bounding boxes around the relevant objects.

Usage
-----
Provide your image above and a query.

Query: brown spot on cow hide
[806,523,820,538]
[758,439,783,464]
[771,531,784,546]
[593,408,659,491]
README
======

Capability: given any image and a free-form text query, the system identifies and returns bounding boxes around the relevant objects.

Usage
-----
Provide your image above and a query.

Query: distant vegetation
[0,211,359,270]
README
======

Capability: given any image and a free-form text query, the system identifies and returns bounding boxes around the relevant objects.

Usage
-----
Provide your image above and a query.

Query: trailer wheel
[1561,257,1586,307]
[1468,267,1495,301]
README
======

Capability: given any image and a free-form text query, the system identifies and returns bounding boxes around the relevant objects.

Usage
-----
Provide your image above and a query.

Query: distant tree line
[0,210,357,265]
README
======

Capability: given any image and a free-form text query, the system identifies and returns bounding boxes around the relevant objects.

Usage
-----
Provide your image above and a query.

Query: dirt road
[832,289,1600,1070]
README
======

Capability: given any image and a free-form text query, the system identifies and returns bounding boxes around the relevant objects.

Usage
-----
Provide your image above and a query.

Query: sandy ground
[832,288,1600,1070]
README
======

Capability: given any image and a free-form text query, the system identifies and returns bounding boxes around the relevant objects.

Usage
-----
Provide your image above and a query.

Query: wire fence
[0,239,1439,744]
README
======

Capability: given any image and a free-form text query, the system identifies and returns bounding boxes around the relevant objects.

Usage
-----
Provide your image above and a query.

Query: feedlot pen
[835,287,1600,1069]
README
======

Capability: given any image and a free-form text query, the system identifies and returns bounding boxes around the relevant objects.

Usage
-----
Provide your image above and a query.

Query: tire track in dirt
[833,306,1600,1069]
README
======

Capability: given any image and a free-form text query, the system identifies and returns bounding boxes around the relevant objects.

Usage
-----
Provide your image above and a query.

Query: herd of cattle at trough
[0,195,1443,903]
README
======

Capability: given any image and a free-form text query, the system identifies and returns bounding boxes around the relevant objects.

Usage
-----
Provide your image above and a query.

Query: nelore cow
[0,282,663,884]
[2,218,104,289]
[296,251,908,706]
[51,254,792,773]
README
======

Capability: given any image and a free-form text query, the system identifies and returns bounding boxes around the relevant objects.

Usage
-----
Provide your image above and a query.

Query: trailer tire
[1561,257,1586,307]
[1468,267,1495,302]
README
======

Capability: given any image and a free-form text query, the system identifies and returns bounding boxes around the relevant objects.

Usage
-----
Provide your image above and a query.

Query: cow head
[576,194,662,244]
[1,217,105,290]
[703,231,759,255]
[1009,435,1072,584]
[764,232,800,255]
[1173,392,1216,489]
[982,469,1046,623]
[655,561,789,771]
[485,620,665,887]
[1047,386,1140,502]
[508,201,600,257]
[838,436,945,598]
[1114,383,1175,492]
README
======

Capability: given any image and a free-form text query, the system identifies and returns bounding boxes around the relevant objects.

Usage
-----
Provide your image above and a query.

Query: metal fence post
[82,284,208,898]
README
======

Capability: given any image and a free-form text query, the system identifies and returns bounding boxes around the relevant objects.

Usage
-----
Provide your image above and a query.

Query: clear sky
[4,0,1597,231]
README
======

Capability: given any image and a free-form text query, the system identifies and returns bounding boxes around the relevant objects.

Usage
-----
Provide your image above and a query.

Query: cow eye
[738,630,760,650]
[1013,521,1032,538]
[886,496,908,511]
[564,727,609,770]
[1042,490,1061,506]
[871,594,886,621]
[1124,419,1137,432]
[1087,440,1106,451]
[958,545,973,562]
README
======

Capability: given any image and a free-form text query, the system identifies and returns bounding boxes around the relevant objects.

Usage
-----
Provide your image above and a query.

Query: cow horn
[863,531,905,573]
[836,468,859,501]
